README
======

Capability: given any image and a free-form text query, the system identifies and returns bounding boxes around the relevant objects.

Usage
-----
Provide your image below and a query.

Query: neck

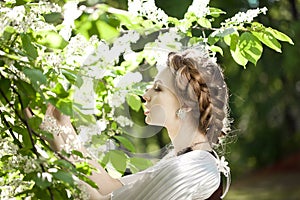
[166,117,212,154]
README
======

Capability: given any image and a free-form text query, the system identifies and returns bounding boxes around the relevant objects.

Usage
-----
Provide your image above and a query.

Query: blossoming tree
[0,0,293,199]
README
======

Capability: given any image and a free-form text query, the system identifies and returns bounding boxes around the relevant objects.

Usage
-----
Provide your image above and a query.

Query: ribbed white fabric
[111,150,228,200]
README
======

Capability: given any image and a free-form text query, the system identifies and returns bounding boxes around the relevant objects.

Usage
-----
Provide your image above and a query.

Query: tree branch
[0,109,23,148]
[288,0,298,20]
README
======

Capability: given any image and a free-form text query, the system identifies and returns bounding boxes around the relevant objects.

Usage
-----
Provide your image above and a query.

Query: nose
[140,95,146,103]
[142,94,151,102]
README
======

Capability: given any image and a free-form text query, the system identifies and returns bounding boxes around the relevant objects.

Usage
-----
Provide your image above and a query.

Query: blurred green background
[93,0,300,199]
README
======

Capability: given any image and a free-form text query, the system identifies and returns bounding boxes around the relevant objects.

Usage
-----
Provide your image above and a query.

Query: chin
[145,115,166,127]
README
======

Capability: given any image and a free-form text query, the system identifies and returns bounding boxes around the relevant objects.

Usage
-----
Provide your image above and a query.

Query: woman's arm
[36,104,123,196]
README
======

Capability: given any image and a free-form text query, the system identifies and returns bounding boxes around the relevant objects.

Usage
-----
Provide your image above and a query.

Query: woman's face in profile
[143,68,181,127]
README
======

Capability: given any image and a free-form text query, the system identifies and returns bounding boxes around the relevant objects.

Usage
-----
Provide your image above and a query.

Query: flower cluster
[59,1,83,41]
[114,72,143,88]
[223,7,268,26]
[115,115,134,127]
[41,115,73,137]
[108,90,128,108]
[144,30,183,72]
[0,137,37,199]
[78,120,107,144]
[128,0,168,25]
[216,156,230,177]
[0,1,60,35]
[0,137,18,157]
[187,0,210,18]
[0,176,33,200]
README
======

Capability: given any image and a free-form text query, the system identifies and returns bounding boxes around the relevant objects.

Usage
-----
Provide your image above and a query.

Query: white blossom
[143,30,182,72]
[4,0,16,3]
[85,65,107,79]
[59,1,82,41]
[109,30,140,64]
[75,181,90,200]
[115,115,133,127]
[77,120,107,143]
[108,90,128,108]
[0,137,18,157]
[64,134,82,153]
[128,0,168,25]
[0,2,59,34]
[37,172,53,182]
[216,156,230,177]
[223,7,268,25]
[114,72,142,88]
[65,34,91,66]
[73,76,97,115]
[187,0,210,18]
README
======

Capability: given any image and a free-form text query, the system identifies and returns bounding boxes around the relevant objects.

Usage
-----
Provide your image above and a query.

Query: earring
[176,108,186,120]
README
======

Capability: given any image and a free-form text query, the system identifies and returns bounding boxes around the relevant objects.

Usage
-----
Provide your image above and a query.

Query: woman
[42,49,231,199]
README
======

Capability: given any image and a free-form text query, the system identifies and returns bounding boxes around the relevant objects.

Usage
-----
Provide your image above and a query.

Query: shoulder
[112,150,221,200]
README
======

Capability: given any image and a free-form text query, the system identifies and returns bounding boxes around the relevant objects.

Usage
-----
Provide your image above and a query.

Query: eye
[154,83,162,92]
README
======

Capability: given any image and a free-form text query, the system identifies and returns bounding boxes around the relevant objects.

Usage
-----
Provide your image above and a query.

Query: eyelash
[154,84,162,92]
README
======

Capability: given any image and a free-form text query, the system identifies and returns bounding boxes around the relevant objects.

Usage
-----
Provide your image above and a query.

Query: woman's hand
[40,104,77,152]
[39,104,123,196]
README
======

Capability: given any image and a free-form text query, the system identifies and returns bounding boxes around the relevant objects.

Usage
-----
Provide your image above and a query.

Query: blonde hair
[167,49,230,147]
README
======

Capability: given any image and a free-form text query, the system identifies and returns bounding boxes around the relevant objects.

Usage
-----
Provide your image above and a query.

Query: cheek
[145,105,167,125]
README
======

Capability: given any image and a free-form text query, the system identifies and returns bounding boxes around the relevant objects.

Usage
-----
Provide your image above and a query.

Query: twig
[0,110,23,148]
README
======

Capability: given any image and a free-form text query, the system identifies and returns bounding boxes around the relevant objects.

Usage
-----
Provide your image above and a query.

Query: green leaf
[71,150,84,158]
[91,134,109,147]
[33,174,51,190]
[229,33,248,67]
[44,12,63,24]
[77,173,99,189]
[126,93,141,112]
[34,30,68,49]
[15,80,36,108]
[23,68,47,87]
[62,69,83,87]
[28,116,42,131]
[114,135,136,152]
[223,34,231,46]
[54,159,74,170]
[252,31,282,53]
[96,21,120,42]
[168,17,180,26]
[52,83,69,98]
[129,157,153,174]
[0,78,12,104]
[52,171,74,186]
[35,187,51,200]
[210,45,223,56]
[197,18,211,28]
[266,28,294,45]
[108,150,128,174]
[209,7,226,18]
[15,80,36,100]
[76,161,92,175]
[73,105,97,126]
[238,32,263,65]
[21,33,38,59]
[56,99,73,116]
[3,26,16,40]
[13,126,33,149]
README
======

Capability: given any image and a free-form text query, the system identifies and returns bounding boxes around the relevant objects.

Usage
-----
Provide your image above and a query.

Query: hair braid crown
[167,49,230,146]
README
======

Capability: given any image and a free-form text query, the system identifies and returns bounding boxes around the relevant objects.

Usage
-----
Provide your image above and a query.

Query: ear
[181,104,192,113]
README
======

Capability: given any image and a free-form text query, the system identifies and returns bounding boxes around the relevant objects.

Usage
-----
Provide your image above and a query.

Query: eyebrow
[154,80,163,84]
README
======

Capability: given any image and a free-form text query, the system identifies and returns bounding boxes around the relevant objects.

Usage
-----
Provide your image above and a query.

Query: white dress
[111,150,230,200]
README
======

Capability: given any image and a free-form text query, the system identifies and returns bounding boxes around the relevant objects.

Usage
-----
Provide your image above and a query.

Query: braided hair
[167,49,230,147]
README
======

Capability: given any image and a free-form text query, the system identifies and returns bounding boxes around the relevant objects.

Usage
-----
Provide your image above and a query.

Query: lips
[144,109,150,115]
[143,106,150,115]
